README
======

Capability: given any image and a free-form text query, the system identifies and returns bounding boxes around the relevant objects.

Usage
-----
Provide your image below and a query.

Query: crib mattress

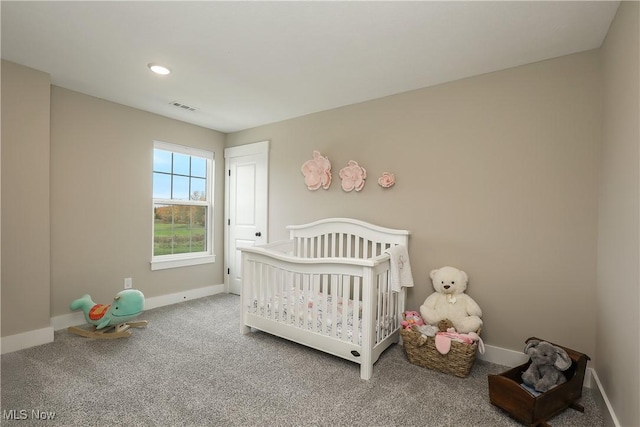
[248,292,393,345]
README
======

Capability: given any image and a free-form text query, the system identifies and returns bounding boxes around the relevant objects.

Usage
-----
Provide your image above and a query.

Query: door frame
[224,140,269,293]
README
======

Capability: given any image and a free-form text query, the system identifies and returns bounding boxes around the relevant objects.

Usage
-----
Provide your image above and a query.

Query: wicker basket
[400,319,480,378]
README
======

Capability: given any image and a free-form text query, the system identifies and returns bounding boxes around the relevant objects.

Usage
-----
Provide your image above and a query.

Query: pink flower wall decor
[301,150,332,190]
[378,172,396,188]
[339,160,367,192]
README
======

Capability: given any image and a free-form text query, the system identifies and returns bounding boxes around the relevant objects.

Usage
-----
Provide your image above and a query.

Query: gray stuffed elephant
[521,340,572,393]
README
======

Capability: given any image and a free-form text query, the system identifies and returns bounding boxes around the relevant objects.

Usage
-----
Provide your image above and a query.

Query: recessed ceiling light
[148,63,171,75]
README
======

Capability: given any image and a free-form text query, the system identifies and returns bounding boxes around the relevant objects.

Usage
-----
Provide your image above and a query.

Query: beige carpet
[1,293,604,426]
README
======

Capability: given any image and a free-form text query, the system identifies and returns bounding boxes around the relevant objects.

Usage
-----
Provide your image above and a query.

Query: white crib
[240,218,410,380]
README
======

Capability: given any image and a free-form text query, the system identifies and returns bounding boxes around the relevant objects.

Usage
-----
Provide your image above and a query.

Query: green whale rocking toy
[68,289,148,339]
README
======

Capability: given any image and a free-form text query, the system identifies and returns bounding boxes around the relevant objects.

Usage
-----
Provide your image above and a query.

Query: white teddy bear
[419,266,483,334]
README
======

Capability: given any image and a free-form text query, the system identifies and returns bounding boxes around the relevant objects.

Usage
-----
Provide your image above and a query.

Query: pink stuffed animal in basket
[401,311,425,330]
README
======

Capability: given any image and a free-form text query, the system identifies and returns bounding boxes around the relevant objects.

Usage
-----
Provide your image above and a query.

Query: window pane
[152,142,213,262]
[172,175,190,200]
[153,173,171,199]
[153,149,172,173]
[153,204,173,256]
[190,178,206,201]
[190,206,207,252]
[153,204,207,256]
[173,153,190,175]
[191,157,207,178]
[171,207,191,254]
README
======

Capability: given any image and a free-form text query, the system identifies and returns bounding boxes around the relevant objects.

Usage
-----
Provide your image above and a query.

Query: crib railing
[291,233,394,260]
[241,248,402,347]
[287,218,410,260]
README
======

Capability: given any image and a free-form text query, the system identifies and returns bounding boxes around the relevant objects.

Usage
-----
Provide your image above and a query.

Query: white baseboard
[2,284,225,354]
[590,368,621,427]
[51,284,225,331]
[1,326,54,355]
[143,284,225,311]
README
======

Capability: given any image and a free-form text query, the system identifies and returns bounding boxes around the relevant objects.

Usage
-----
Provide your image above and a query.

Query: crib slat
[382,272,390,340]
[316,275,321,335]
[259,264,267,318]
[331,275,338,338]
[266,265,272,320]
[246,261,252,314]
[272,266,278,321]
[387,279,392,334]
[301,273,307,329]
[293,273,301,326]
[331,234,335,257]
[306,273,313,330]
[284,272,291,325]
[341,275,349,341]
[323,274,330,333]
[384,272,390,340]
[254,261,260,315]
[376,273,383,342]
[352,276,360,344]
[277,268,284,323]
[324,274,330,335]
[246,261,253,314]
[374,273,379,342]
[311,274,320,332]
[267,265,274,320]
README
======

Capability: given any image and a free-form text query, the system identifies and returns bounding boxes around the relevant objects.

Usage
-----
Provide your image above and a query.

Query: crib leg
[240,324,251,335]
[360,363,373,380]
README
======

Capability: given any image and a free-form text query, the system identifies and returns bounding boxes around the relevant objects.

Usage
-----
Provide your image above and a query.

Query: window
[151,141,215,270]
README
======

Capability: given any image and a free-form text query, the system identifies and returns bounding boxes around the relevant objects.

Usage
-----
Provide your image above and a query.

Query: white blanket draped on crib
[384,245,414,292]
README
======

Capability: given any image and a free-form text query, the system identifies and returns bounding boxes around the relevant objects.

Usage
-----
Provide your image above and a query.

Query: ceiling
[1,1,620,133]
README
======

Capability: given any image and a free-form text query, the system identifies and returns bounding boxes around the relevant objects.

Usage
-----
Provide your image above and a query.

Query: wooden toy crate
[488,337,590,427]
[400,321,480,378]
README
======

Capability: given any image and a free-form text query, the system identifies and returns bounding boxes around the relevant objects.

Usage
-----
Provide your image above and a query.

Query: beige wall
[598,2,640,427]
[49,87,226,317]
[1,61,227,336]
[1,61,51,336]
[227,51,602,357]
[3,9,638,423]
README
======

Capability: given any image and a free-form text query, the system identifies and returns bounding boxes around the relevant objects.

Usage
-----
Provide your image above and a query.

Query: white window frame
[151,140,215,271]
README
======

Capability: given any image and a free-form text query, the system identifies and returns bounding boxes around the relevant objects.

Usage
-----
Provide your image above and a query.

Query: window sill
[151,254,216,271]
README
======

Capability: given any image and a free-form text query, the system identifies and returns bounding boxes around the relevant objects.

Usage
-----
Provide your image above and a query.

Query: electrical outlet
[124,277,133,289]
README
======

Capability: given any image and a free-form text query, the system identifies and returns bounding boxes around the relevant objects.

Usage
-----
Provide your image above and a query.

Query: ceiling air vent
[169,101,198,112]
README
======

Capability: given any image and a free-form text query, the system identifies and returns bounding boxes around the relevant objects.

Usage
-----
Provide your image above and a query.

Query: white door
[225,141,269,295]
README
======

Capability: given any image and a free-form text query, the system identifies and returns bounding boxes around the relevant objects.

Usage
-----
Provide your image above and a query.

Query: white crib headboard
[287,218,409,259]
